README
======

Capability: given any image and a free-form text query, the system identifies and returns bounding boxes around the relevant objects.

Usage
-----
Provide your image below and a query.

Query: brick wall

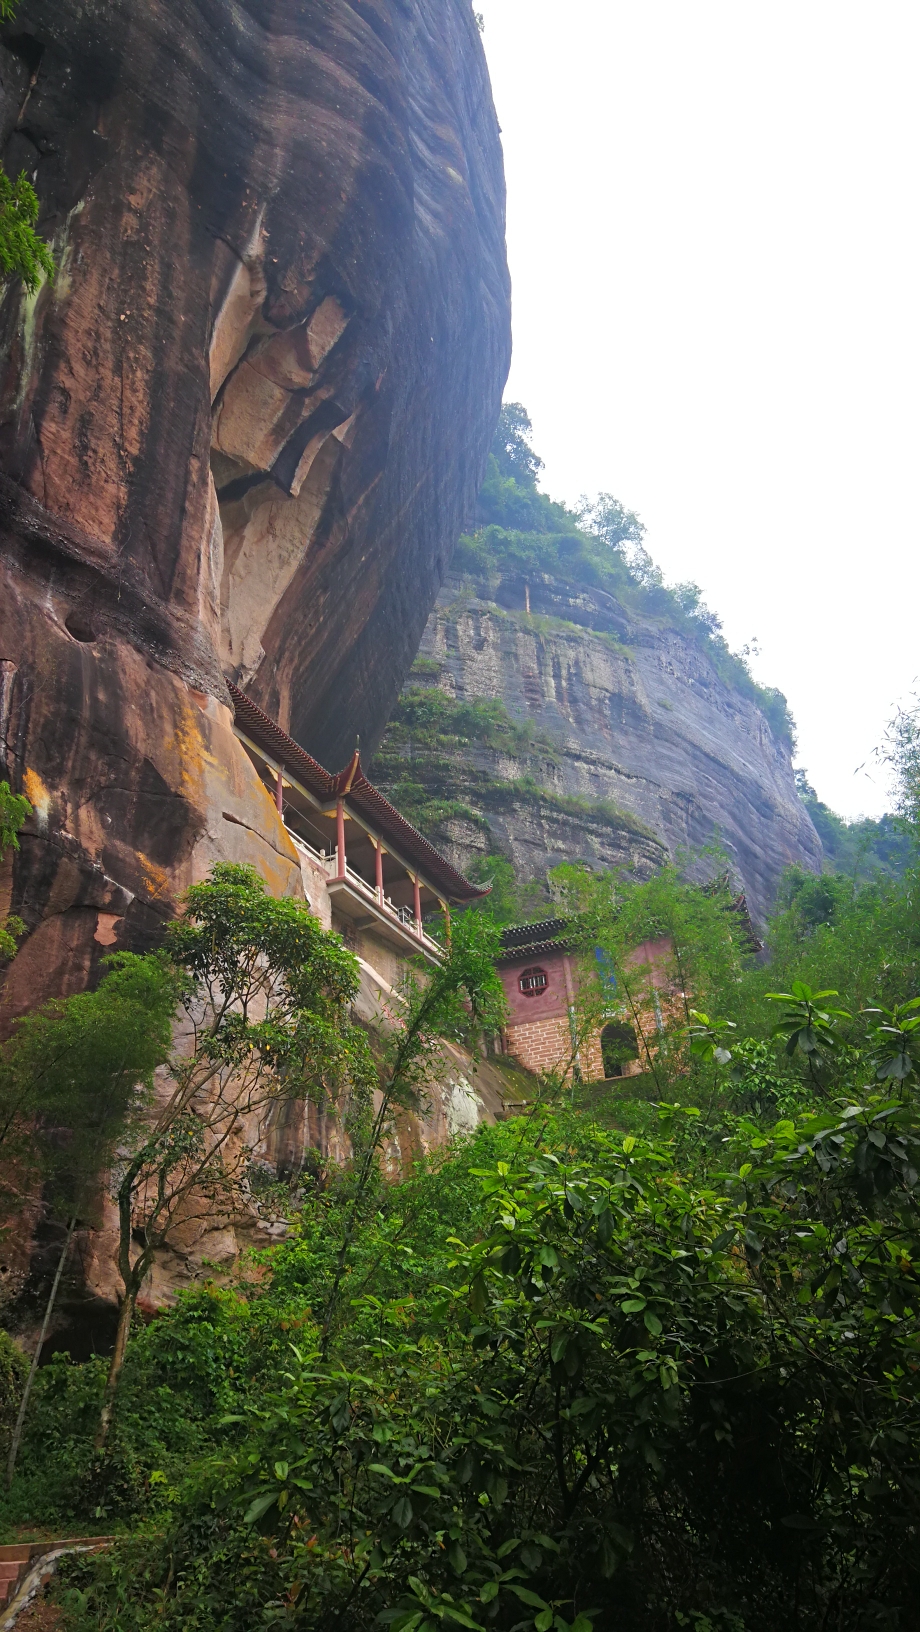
[505,1016,604,1082]
[506,1015,572,1076]
[579,1029,604,1082]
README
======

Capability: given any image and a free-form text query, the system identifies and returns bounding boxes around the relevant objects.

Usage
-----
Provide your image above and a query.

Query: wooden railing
[286,829,439,954]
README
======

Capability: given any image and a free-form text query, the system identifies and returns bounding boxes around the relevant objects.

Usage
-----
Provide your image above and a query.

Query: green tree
[576,490,645,552]
[552,861,745,1096]
[1,951,179,1483]
[764,980,850,1097]
[61,1045,920,1630]
[885,696,920,837]
[96,863,375,1447]
[319,907,507,1351]
[490,402,544,487]
[0,0,54,294]
[452,411,797,747]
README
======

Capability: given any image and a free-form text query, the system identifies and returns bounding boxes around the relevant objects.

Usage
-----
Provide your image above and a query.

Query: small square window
[519,966,548,996]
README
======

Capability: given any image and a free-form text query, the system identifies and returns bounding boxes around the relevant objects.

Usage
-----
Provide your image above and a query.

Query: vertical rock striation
[371,567,823,925]
[0,0,510,1020]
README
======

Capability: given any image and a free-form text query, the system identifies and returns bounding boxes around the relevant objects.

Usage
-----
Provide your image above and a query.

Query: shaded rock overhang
[0,0,510,1021]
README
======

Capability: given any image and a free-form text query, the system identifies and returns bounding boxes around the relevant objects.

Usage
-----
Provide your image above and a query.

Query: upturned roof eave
[228,683,490,906]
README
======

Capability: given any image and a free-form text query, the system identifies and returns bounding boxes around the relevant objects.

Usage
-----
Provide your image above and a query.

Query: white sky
[477,0,920,820]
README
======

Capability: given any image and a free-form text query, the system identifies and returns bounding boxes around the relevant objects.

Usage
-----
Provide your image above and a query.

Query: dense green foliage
[7,748,915,1631]
[0,950,179,1479]
[0,0,53,290]
[463,854,555,928]
[454,408,795,748]
[4,698,920,1629]
[96,863,377,1446]
[49,1045,920,1631]
[795,772,912,881]
[0,169,54,292]
[0,779,30,958]
[0,951,178,1202]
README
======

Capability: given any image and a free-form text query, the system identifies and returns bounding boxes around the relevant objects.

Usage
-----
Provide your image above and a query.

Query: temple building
[230,683,489,970]
[495,919,608,1084]
[495,891,759,1086]
[229,685,506,1160]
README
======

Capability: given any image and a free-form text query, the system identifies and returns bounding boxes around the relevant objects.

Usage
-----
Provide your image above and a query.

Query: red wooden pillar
[413,874,422,935]
[336,798,346,879]
[275,768,284,814]
[375,840,384,905]
[441,899,451,946]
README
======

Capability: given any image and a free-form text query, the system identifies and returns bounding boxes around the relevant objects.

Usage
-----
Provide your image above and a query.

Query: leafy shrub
[0,1331,26,1453]
[56,1093,920,1630]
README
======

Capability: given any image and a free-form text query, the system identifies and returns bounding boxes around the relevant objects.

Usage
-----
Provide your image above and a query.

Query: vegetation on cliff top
[373,411,905,914]
[795,768,914,882]
[454,406,797,749]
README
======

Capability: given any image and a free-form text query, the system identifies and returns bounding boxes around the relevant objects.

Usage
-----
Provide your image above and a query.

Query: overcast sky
[476,0,920,820]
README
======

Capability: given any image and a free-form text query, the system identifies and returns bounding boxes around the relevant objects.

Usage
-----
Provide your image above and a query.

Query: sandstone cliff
[371,547,822,926]
[0,0,510,1020]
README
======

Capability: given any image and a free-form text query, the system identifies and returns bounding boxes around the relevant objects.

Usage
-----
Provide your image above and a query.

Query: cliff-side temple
[0,0,511,1031]
[0,0,511,1336]
[231,686,489,963]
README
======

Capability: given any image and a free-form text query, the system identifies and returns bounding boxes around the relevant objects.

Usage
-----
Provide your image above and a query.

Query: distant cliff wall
[371,566,822,924]
[0,0,510,1023]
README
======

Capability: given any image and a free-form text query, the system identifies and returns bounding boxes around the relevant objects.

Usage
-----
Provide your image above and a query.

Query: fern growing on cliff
[0,170,54,292]
[0,780,29,959]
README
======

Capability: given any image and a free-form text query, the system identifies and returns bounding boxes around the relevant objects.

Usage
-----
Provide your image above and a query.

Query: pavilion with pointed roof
[230,684,489,965]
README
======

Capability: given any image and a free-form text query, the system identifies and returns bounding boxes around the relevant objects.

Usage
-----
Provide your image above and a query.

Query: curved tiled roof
[498,918,576,960]
[229,684,490,905]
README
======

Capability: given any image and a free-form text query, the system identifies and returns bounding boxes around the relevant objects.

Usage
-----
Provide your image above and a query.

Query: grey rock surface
[373,568,822,924]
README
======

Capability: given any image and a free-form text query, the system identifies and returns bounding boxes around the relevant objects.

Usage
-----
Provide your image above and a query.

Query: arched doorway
[601,1021,639,1079]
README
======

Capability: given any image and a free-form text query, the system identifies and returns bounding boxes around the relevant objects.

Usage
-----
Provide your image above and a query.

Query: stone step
[0,1537,114,1612]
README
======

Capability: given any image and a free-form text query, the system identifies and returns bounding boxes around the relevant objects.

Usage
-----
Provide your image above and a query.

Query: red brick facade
[497,932,605,1083]
[496,921,674,1085]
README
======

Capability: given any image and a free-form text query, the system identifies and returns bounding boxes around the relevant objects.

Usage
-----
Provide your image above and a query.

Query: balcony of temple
[227,685,489,968]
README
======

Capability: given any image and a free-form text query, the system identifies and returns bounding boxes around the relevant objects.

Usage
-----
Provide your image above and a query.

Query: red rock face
[0,0,510,1017]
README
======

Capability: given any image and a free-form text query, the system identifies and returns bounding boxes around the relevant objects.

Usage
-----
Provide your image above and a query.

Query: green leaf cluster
[10,787,920,1629]
[0,779,30,959]
[0,169,54,292]
[52,1065,920,1631]
[0,950,178,1218]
